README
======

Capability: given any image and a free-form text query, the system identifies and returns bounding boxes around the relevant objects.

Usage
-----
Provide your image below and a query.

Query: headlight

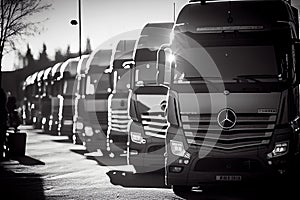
[267,141,289,158]
[42,117,46,125]
[170,140,185,157]
[85,126,94,137]
[76,122,84,130]
[130,132,146,144]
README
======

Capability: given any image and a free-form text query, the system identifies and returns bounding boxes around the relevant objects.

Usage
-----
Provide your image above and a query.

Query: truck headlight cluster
[267,141,289,158]
[130,132,146,144]
[76,122,84,130]
[170,140,185,157]
[84,126,94,137]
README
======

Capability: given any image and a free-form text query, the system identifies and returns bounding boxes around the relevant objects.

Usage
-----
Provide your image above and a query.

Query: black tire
[173,185,192,196]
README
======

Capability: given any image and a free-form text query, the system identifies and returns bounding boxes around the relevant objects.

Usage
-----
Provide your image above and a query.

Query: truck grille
[181,113,276,150]
[62,105,73,117]
[109,109,130,133]
[141,111,168,139]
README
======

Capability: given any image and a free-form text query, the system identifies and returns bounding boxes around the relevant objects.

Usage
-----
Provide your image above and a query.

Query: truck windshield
[174,45,279,83]
[114,68,130,92]
[172,31,289,84]
[134,62,157,86]
[86,73,111,95]
[137,30,171,50]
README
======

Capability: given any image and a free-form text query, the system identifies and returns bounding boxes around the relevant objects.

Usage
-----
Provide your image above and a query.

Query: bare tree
[0,0,50,79]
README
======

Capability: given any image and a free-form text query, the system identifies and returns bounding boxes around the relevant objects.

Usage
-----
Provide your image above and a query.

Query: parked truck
[73,55,90,144]
[40,66,53,132]
[106,39,136,157]
[157,0,300,194]
[57,57,80,140]
[83,49,112,153]
[48,62,63,134]
[126,22,173,173]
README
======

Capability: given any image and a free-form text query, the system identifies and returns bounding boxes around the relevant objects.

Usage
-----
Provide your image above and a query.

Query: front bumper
[108,130,128,152]
[166,146,292,186]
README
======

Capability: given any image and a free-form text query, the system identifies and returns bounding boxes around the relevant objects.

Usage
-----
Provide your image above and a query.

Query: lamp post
[70,0,82,58]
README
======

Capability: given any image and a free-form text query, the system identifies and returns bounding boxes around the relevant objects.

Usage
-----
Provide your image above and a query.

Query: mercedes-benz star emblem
[217,108,237,130]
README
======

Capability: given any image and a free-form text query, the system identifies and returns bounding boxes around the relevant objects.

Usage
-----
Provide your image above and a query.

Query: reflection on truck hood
[178,92,280,114]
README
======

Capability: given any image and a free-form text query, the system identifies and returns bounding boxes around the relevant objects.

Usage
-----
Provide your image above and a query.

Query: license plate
[216,175,242,181]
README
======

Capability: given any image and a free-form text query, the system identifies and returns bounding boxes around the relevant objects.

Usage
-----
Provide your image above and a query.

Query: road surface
[0,126,299,200]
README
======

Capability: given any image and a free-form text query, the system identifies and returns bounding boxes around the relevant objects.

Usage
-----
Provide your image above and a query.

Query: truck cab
[32,70,45,129]
[40,66,53,132]
[127,22,174,173]
[57,57,80,139]
[106,39,136,157]
[49,62,63,134]
[22,74,36,125]
[83,49,113,153]
[157,0,300,194]
[73,55,90,144]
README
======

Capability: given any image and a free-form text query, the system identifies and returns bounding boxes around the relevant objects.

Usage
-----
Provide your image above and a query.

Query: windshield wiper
[234,75,279,83]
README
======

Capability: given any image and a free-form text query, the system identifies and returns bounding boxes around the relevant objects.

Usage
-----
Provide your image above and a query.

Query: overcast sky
[2,0,188,71]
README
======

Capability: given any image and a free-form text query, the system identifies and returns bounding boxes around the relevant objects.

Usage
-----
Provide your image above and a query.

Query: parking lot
[0,126,299,200]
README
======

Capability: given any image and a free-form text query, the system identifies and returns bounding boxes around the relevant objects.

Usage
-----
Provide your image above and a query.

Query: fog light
[95,129,101,134]
[169,166,183,173]
[183,160,189,165]
[268,142,289,158]
[129,150,138,155]
[63,120,73,125]
[85,126,94,137]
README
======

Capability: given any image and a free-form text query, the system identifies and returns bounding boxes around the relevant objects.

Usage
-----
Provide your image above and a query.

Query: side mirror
[156,46,173,85]
[53,72,60,79]
[156,48,166,85]
[294,40,300,83]
[122,60,135,69]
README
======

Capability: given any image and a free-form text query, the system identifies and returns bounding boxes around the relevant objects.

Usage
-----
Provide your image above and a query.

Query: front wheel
[172,185,192,196]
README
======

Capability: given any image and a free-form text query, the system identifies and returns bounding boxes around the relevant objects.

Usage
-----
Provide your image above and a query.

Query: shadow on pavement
[107,170,170,189]
[70,149,88,155]
[0,162,45,200]
[51,138,71,143]
[70,148,127,166]
[86,155,127,166]
[172,178,299,200]
[11,155,45,166]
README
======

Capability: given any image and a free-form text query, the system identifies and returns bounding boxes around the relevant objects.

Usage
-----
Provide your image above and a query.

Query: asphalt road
[0,126,299,200]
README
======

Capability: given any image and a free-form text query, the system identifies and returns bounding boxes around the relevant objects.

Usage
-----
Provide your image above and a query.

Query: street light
[70,0,82,58]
